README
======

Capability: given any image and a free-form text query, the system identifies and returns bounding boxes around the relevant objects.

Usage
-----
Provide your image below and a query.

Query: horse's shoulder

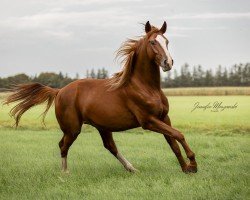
[159,90,169,106]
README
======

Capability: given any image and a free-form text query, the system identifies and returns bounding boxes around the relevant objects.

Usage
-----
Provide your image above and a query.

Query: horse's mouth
[161,65,172,72]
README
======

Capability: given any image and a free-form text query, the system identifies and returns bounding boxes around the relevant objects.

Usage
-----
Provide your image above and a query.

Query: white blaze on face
[155,35,172,68]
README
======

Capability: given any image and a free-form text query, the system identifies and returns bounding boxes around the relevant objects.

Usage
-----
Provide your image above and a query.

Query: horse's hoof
[183,164,197,173]
[61,169,70,174]
[125,165,138,173]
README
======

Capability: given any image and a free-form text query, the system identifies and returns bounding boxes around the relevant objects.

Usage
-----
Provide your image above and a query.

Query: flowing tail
[4,83,60,127]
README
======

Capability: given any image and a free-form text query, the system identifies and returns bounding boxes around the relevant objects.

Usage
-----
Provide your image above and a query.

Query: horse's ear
[160,21,167,34]
[145,21,151,33]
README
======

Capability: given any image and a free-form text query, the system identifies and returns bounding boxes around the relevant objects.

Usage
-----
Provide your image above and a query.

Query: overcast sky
[0,0,249,78]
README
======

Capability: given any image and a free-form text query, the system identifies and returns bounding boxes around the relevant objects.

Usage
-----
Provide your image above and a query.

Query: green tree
[215,65,223,86]
[192,66,199,86]
[204,69,213,86]
[90,69,96,79]
[7,73,30,85]
[75,73,80,79]
[197,65,205,86]
[180,63,192,87]
[97,69,101,79]
[101,68,108,79]
[222,68,228,86]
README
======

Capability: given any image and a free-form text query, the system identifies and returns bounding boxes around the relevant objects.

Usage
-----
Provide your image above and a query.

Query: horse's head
[145,21,173,72]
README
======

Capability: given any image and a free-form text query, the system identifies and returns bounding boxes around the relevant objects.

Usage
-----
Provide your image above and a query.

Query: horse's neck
[132,47,161,89]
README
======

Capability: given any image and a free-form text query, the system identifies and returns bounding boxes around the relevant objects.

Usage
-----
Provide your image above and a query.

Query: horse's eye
[150,41,156,45]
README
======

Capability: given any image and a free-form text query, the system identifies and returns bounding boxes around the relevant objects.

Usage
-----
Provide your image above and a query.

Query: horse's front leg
[142,116,197,173]
[162,116,188,172]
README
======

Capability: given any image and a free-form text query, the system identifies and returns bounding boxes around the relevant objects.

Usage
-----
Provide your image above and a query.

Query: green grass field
[0,95,249,199]
[162,87,250,96]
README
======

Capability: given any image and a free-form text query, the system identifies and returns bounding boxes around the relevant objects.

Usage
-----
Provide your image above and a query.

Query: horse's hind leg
[98,130,137,172]
[57,111,81,173]
[59,132,80,173]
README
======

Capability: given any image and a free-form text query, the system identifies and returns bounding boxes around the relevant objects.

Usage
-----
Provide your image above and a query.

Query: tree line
[86,68,109,79]
[161,63,250,87]
[0,68,108,90]
[0,63,249,90]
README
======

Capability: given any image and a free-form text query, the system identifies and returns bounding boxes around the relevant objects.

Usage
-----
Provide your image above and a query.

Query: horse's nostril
[164,60,167,65]
[172,59,174,65]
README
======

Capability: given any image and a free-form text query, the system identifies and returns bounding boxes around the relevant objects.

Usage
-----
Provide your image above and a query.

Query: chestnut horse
[5,21,197,173]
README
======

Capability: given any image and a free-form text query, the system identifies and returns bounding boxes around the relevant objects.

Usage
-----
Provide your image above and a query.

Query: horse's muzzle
[161,66,171,72]
[161,58,173,72]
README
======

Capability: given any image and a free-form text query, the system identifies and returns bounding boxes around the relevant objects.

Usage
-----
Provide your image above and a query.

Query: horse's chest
[129,90,167,119]
[143,98,165,117]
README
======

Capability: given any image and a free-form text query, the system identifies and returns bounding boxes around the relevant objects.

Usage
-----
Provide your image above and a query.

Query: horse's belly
[81,98,139,131]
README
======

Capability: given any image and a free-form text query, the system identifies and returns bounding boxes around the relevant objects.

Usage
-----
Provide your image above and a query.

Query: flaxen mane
[107,26,159,90]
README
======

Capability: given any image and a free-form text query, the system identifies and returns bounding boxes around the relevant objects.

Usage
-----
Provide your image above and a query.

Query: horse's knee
[141,120,154,130]
[176,132,185,142]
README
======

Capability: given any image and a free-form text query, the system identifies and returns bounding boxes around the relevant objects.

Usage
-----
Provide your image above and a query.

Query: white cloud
[43,30,73,39]
[2,10,124,29]
[171,26,227,31]
[167,33,189,38]
[169,12,250,20]
[0,8,140,40]
[0,0,249,77]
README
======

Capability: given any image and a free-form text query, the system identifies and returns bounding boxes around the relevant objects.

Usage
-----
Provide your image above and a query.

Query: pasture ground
[0,95,249,200]
[162,87,250,96]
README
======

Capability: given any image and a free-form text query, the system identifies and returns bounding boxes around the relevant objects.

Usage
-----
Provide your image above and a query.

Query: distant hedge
[0,63,249,89]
